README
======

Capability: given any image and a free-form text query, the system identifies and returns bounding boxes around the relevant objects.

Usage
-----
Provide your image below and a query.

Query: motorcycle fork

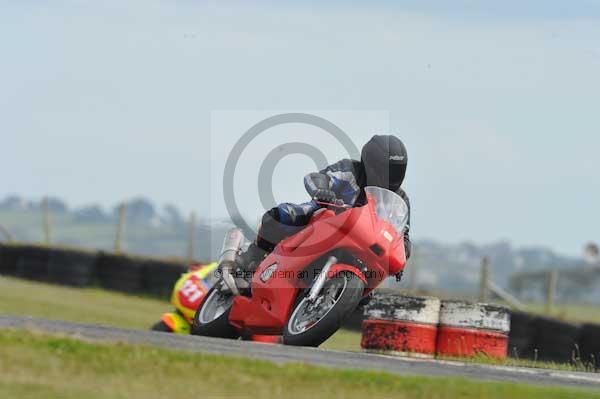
[307,256,338,302]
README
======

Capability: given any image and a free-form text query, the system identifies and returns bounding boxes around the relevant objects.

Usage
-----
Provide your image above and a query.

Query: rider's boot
[239,242,268,294]
[237,242,268,274]
[218,242,268,295]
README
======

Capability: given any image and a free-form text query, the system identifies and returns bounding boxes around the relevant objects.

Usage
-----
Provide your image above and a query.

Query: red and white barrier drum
[361,294,441,358]
[436,300,510,359]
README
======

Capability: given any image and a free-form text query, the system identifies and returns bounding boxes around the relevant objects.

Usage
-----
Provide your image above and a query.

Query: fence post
[42,196,51,246]
[187,211,197,264]
[0,224,14,243]
[512,276,524,299]
[546,269,559,313]
[479,256,490,302]
[114,203,127,253]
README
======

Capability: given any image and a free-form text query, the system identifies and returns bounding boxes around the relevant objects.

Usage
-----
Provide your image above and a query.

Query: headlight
[260,263,278,283]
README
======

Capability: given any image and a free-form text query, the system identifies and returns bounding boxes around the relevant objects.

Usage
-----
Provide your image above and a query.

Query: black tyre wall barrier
[533,317,582,363]
[97,252,146,294]
[508,311,538,359]
[579,323,600,369]
[142,260,187,299]
[0,244,20,276]
[0,245,204,300]
[1,245,195,297]
[47,248,98,287]
[15,245,50,282]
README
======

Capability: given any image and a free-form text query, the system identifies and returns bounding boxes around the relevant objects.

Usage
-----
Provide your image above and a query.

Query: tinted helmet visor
[389,161,406,191]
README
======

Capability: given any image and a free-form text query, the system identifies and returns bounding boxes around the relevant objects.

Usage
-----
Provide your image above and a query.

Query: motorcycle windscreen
[364,186,409,236]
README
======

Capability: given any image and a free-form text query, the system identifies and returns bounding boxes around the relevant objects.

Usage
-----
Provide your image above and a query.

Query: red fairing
[227,196,407,335]
[228,251,300,334]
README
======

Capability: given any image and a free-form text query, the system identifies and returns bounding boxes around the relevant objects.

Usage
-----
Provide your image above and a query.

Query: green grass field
[1,330,598,399]
[0,275,359,350]
[2,275,600,397]
[0,275,172,330]
[526,302,600,325]
[0,275,594,369]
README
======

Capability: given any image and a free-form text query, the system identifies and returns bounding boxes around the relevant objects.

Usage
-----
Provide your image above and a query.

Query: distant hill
[0,195,587,295]
[0,194,226,261]
[407,240,585,295]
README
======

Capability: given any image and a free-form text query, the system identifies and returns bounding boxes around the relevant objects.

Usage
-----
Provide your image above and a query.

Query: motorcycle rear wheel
[191,287,240,339]
[283,272,365,347]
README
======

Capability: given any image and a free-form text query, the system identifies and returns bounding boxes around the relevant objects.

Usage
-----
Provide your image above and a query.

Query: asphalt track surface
[1,315,599,391]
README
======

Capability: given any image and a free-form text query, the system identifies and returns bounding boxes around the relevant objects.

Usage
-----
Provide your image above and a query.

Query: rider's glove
[313,189,337,204]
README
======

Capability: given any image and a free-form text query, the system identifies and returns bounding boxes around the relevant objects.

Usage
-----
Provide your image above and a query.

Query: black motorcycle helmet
[361,135,408,192]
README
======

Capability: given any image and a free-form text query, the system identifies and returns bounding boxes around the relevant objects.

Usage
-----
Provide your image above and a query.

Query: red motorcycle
[191,187,409,347]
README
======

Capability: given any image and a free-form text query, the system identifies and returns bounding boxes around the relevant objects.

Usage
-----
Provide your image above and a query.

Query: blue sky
[1,1,599,255]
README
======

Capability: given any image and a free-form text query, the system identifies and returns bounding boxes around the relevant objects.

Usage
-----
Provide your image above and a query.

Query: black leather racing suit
[256,159,412,259]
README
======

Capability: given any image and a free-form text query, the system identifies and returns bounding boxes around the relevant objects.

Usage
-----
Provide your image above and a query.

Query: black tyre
[283,273,365,347]
[191,287,239,339]
[97,252,145,294]
[47,249,97,287]
[16,246,50,282]
[143,260,187,299]
[0,244,20,276]
[533,317,581,363]
[151,321,173,333]
[0,243,5,274]
[578,323,600,369]
[508,311,538,359]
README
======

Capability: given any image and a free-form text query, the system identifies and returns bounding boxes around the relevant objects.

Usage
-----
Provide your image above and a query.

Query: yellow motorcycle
[151,262,218,334]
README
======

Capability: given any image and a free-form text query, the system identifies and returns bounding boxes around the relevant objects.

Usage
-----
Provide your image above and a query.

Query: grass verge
[0,275,172,330]
[0,275,594,373]
[0,275,354,348]
[1,330,599,399]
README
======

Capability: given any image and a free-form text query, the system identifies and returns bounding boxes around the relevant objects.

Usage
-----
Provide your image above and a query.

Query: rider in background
[239,134,411,272]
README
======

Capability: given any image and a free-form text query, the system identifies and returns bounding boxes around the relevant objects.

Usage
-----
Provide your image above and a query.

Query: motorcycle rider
[238,134,411,274]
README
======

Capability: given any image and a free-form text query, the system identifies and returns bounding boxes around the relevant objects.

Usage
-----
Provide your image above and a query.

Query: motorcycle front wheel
[283,272,365,347]
[191,287,240,339]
